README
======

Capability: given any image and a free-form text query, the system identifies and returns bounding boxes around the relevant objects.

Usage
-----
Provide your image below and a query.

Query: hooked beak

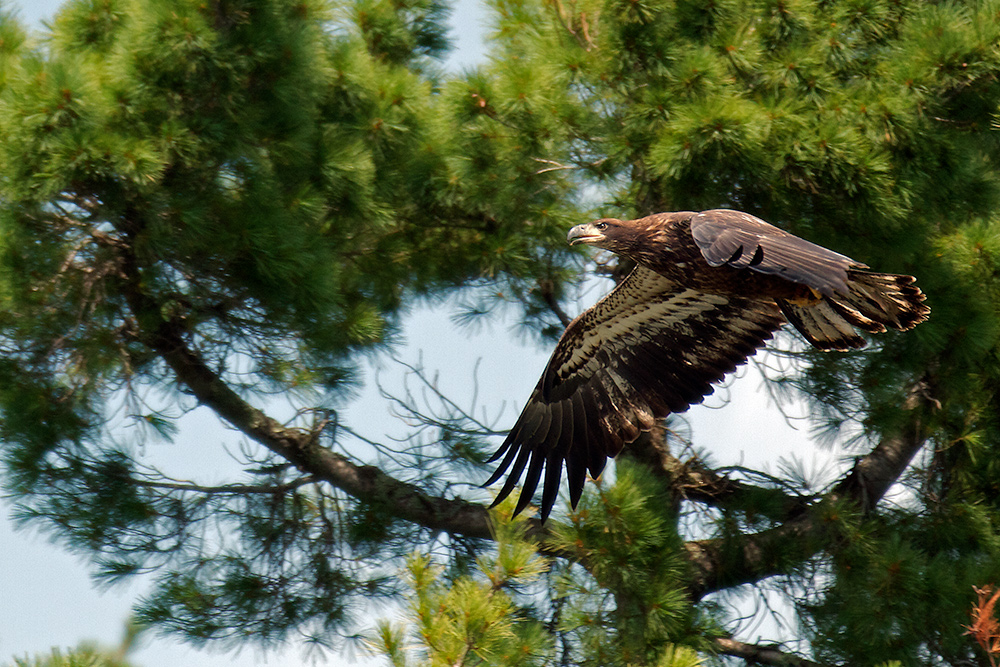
[567,223,603,246]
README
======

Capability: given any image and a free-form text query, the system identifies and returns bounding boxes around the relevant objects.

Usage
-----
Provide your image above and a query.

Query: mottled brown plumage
[486,209,930,520]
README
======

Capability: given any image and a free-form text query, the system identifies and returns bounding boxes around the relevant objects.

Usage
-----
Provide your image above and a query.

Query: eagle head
[567,218,628,251]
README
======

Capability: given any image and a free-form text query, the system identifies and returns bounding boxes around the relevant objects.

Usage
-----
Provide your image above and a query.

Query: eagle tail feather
[841,270,930,332]
[779,270,929,351]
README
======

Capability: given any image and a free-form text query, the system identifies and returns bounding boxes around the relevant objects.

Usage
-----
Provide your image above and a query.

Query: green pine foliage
[5,648,132,667]
[6,618,144,667]
[369,511,552,666]
[372,482,708,667]
[3,0,1000,665]
[546,462,714,666]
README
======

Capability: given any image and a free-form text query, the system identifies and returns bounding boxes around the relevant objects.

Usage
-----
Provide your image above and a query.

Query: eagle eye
[595,221,608,231]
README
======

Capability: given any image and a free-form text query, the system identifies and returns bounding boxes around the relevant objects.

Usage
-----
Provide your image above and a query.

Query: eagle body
[603,212,823,302]
[486,209,929,520]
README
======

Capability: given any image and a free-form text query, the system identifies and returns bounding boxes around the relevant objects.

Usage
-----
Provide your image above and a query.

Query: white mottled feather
[556,268,729,380]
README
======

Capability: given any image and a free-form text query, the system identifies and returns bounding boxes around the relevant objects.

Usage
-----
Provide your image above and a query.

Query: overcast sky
[0,2,839,667]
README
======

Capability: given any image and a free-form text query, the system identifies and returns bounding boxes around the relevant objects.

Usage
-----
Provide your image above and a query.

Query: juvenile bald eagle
[485,209,929,520]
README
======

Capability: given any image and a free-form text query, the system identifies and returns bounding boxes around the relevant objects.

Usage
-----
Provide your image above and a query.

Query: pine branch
[537,278,573,327]
[830,382,932,512]
[146,328,506,538]
[132,304,499,539]
[713,637,824,667]
[127,476,319,495]
[683,382,932,599]
[115,237,579,557]
[623,428,812,518]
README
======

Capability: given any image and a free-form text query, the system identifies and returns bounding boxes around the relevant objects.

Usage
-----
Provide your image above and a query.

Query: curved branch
[135,305,499,539]
[116,241,575,554]
[683,382,932,599]
[713,637,824,667]
[623,428,812,518]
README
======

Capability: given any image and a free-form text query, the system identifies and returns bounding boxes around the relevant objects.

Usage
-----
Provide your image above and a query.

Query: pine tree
[3,0,1000,666]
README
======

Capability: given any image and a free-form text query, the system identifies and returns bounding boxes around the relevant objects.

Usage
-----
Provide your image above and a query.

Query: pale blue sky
[0,2,836,666]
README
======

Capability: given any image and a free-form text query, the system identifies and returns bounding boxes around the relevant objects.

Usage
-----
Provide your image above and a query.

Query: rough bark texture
[684,395,929,598]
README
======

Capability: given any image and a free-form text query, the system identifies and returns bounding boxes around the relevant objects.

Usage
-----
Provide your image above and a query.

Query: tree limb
[537,278,573,327]
[713,637,824,667]
[115,239,579,556]
[683,381,932,599]
[623,429,813,518]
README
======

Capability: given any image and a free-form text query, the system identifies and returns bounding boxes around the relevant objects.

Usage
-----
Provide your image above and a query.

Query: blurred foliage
[5,617,143,667]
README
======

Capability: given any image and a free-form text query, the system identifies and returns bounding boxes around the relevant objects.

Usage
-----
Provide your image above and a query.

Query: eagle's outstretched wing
[485,266,784,520]
[690,209,866,297]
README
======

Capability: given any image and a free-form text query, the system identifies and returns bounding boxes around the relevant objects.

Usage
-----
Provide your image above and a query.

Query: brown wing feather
[486,266,785,520]
[690,209,866,297]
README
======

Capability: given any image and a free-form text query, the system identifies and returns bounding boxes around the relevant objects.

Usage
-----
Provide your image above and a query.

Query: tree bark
[713,637,825,667]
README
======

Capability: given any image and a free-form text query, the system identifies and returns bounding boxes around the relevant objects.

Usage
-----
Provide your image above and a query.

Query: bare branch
[550,0,596,51]
[533,158,580,174]
[128,476,318,495]
[713,637,824,667]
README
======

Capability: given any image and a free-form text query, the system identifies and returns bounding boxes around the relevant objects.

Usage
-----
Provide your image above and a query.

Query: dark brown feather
[487,209,929,520]
[690,209,864,296]
[489,266,784,519]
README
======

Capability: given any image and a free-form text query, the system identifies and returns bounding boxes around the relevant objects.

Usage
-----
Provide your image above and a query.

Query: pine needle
[965,585,1000,666]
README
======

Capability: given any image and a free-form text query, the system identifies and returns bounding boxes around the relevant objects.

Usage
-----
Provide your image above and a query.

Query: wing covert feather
[690,209,865,296]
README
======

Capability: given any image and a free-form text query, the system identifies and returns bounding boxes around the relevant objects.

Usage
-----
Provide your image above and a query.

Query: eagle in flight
[485,209,929,520]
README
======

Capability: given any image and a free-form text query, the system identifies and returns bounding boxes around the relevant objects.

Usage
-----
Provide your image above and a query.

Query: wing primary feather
[486,422,519,464]
[485,442,511,465]
[506,400,561,516]
[540,399,575,520]
[543,400,564,464]
[567,391,594,510]
[523,405,553,448]
[515,447,547,517]
[483,439,521,487]
[487,402,537,463]
[489,445,532,509]
[588,446,608,479]
[485,402,551,485]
